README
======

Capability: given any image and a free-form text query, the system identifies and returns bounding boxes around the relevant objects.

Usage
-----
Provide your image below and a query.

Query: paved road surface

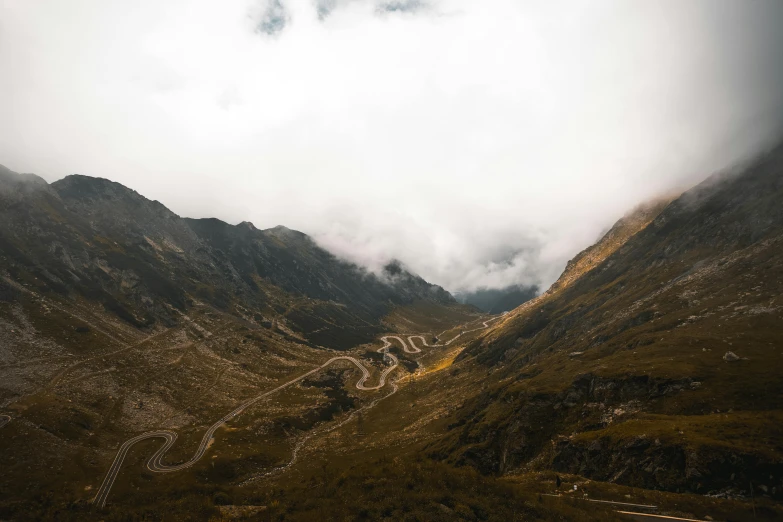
[93,316,502,508]
[617,511,711,521]
[542,494,711,521]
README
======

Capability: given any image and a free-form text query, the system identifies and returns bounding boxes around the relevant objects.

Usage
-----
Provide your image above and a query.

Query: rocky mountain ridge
[0,167,454,349]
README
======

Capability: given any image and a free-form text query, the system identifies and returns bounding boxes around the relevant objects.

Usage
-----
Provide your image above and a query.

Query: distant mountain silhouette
[454,285,538,314]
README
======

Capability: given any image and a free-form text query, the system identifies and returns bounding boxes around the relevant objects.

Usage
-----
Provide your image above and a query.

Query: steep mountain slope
[454,195,675,317]
[0,168,454,349]
[547,195,676,295]
[432,145,783,499]
[0,166,489,521]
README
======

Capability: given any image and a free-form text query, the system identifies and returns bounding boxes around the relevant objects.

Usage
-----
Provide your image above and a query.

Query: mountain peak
[51,174,178,219]
[269,224,292,232]
[383,259,405,276]
[0,165,49,195]
[53,173,132,193]
[237,220,257,231]
[264,224,308,241]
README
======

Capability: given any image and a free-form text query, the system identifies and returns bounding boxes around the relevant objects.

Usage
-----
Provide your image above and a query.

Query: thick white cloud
[1,0,782,292]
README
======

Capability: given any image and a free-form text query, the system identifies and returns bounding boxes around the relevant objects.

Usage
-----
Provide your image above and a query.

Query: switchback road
[93,316,501,508]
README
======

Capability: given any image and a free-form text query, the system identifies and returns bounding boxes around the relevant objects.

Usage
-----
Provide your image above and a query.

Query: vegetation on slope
[433,145,783,499]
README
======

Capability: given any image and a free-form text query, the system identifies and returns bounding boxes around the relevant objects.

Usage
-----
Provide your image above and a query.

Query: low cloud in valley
[1,0,782,292]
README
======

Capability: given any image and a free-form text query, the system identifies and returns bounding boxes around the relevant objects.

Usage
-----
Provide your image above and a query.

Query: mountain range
[1,144,782,521]
[0,167,454,350]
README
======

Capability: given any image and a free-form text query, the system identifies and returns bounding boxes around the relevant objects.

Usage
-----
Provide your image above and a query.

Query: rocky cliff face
[0,168,454,349]
[433,144,783,499]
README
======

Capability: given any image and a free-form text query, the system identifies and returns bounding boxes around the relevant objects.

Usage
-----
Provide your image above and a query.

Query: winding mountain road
[407,316,503,352]
[93,316,501,508]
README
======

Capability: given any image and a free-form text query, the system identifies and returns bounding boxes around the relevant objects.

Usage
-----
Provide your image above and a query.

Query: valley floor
[1,282,781,521]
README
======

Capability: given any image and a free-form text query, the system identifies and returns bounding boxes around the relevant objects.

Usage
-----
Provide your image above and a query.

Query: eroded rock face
[442,369,783,498]
[440,373,696,474]
[551,437,783,499]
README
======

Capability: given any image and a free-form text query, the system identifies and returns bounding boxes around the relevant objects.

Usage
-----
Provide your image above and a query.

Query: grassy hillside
[430,145,783,501]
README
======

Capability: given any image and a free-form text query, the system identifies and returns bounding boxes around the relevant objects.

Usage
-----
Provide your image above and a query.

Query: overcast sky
[2,1,782,293]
